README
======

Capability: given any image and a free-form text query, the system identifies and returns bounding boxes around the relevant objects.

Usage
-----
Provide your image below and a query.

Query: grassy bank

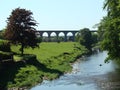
[0,42,88,89]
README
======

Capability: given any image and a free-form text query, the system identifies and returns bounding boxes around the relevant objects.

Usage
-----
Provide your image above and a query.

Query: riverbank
[31,51,118,90]
[0,42,88,90]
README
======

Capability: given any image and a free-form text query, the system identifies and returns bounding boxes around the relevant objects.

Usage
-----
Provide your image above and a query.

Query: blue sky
[0,0,106,30]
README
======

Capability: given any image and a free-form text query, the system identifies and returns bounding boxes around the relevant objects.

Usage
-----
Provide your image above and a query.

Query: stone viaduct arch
[36,30,97,42]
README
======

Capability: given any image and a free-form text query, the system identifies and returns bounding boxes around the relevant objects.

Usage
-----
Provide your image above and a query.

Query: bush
[0,40,11,52]
[0,51,13,60]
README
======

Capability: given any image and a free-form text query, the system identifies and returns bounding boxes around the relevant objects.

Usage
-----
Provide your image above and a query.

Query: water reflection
[31,51,120,90]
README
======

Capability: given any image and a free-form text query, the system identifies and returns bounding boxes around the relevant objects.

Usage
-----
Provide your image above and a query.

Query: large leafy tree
[4,8,38,55]
[99,0,120,61]
[76,28,93,52]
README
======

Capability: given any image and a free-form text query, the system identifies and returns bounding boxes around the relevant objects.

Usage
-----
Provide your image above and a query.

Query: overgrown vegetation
[98,0,120,62]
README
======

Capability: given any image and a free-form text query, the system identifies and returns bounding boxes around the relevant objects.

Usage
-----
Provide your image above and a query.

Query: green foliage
[98,0,120,61]
[97,16,110,41]
[76,28,93,52]
[4,7,38,55]
[0,51,12,60]
[92,33,99,47]
[11,65,42,88]
[103,0,120,17]
[101,18,120,61]
[0,40,11,52]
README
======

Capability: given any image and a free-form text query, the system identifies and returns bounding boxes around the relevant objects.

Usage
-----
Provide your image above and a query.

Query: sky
[0,0,106,30]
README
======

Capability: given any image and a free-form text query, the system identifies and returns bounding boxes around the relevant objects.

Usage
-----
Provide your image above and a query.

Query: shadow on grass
[0,60,26,90]
[0,58,63,90]
[26,59,63,75]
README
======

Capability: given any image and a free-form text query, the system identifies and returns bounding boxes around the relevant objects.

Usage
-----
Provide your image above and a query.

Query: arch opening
[58,32,65,42]
[67,32,73,41]
[42,32,49,42]
[50,32,57,42]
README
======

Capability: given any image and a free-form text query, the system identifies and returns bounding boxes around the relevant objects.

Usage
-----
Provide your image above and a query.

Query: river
[31,51,120,90]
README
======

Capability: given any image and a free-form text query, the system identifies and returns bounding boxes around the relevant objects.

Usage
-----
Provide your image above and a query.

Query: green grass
[1,42,87,89]
[12,42,77,60]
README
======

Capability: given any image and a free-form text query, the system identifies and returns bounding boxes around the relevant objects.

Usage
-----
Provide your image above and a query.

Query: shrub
[0,40,11,52]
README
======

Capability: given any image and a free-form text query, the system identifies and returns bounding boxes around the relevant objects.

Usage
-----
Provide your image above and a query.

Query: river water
[31,51,120,90]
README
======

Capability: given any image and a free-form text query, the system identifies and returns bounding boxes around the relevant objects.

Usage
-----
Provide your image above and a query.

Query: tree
[4,8,38,55]
[99,0,120,61]
[97,16,110,41]
[76,28,93,52]
[91,33,98,46]
[103,0,120,18]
